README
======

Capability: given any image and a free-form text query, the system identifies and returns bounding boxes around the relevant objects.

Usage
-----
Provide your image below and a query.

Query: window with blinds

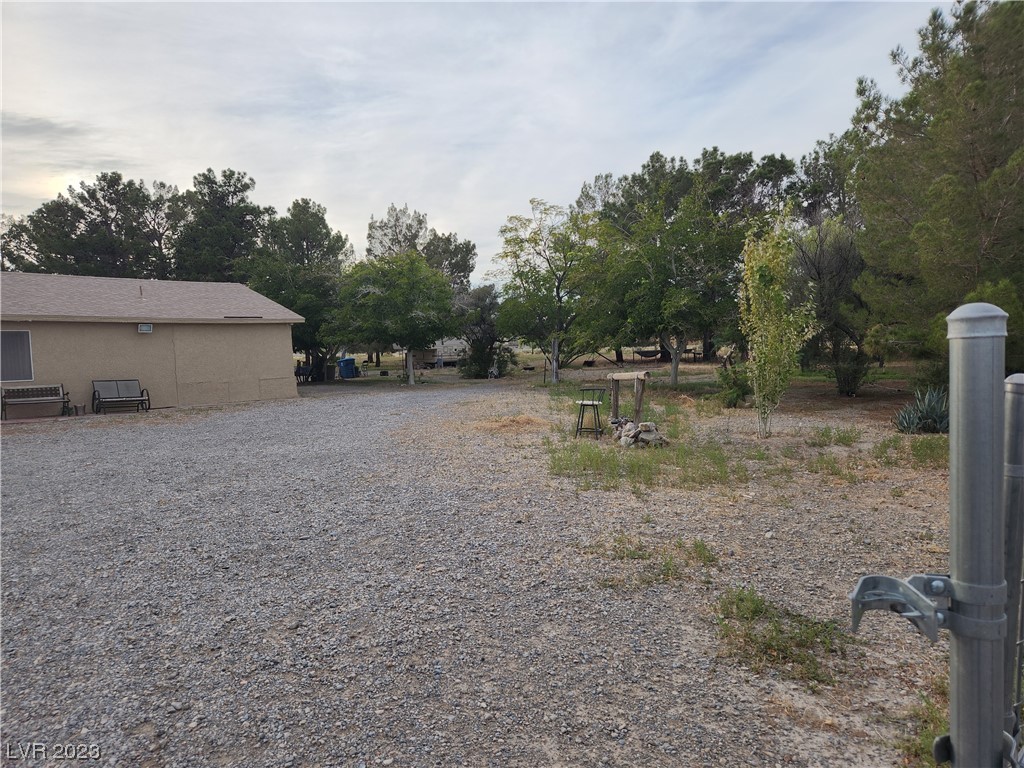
[0,331,34,382]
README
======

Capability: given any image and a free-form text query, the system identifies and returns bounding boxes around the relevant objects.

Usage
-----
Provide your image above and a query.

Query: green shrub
[647,553,685,584]
[458,344,517,379]
[827,350,873,397]
[894,387,949,434]
[717,364,752,408]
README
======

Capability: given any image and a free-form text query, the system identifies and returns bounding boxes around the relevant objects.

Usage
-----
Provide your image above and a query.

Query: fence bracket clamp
[849,574,951,643]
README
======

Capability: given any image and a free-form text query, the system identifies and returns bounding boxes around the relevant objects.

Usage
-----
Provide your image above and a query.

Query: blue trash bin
[338,357,357,379]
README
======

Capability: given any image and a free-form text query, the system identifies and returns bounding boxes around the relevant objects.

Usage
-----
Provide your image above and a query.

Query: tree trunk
[374,350,381,368]
[551,337,560,384]
[406,350,416,386]
[662,333,682,386]
[614,347,624,364]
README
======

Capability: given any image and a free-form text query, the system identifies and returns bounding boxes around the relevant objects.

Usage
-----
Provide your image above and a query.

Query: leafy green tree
[580,156,695,363]
[621,183,746,385]
[1,172,176,278]
[573,169,660,364]
[576,148,794,384]
[853,1,1024,366]
[963,279,1024,374]
[496,200,592,383]
[457,284,514,378]
[601,152,693,233]
[791,217,871,395]
[794,132,860,224]
[173,168,273,282]
[248,198,354,380]
[692,147,796,221]
[421,230,476,294]
[739,214,817,438]
[365,203,429,260]
[329,251,455,385]
[366,202,476,293]
[789,133,875,393]
[570,221,633,364]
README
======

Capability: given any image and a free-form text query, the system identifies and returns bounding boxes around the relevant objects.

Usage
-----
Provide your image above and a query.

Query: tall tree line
[498,0,1022,388]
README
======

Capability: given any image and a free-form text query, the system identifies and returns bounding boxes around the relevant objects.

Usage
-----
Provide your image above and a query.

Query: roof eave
[0,315,304,324]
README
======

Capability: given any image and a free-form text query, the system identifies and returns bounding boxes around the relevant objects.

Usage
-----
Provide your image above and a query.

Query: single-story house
[0,272,304,416]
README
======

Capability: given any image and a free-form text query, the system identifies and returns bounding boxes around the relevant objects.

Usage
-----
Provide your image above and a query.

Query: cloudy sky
[2,2,934,283]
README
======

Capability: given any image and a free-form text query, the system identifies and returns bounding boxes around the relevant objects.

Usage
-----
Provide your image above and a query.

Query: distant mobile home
[408,338,468,369]
[0,272,304,416]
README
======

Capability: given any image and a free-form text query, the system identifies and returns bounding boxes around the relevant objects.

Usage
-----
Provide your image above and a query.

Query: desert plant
[894,387,949,434]
[672,439,748,487]
[646,553,685,584]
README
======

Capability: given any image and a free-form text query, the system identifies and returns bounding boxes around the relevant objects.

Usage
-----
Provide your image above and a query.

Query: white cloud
[1,1,934,283]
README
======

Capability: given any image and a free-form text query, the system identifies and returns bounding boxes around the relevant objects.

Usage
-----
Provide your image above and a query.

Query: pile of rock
[611,419,669,448]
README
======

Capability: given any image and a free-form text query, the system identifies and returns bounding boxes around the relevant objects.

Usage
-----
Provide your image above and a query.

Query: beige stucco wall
[1,320,297,417]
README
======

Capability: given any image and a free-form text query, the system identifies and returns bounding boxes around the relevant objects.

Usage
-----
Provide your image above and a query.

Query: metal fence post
[1003,373,1024,745]
[946,303,1009,767]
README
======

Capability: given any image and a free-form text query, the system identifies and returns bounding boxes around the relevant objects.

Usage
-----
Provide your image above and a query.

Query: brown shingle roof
[0,273,304,324]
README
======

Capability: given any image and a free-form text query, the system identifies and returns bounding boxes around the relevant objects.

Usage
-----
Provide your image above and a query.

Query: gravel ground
[1,380,948,767]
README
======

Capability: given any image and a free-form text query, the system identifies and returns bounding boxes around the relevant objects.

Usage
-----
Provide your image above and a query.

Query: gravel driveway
[1,382,944,767]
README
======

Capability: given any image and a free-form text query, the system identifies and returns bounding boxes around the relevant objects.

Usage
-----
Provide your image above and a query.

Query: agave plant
[894,387,949,434]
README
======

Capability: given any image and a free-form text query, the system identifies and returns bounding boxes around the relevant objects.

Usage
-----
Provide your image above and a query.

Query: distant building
[0,272,303,415]
[408,338,468,368]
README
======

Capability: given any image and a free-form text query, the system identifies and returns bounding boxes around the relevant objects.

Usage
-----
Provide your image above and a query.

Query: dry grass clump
[471,414,552,433]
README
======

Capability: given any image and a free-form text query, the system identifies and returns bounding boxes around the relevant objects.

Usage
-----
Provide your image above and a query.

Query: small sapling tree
[738,215,816,438]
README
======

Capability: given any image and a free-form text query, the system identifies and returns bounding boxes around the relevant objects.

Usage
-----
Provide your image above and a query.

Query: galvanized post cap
[946,302,1008,339]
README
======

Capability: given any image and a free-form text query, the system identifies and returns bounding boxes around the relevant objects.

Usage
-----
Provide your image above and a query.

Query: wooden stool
[575,387,605,438]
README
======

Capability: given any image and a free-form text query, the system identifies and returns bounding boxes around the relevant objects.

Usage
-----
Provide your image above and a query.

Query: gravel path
[1,382,945,767]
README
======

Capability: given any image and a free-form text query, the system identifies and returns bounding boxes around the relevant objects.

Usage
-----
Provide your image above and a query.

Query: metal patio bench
[92,380,151,414]
[1,384,71,419]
